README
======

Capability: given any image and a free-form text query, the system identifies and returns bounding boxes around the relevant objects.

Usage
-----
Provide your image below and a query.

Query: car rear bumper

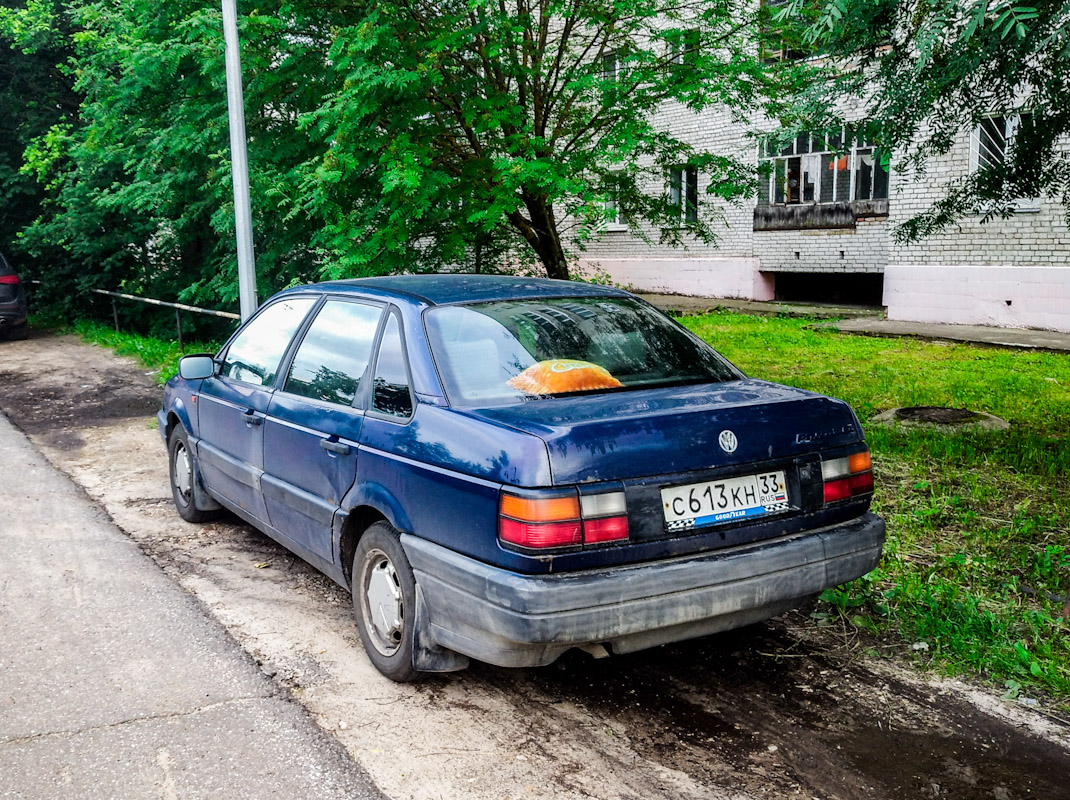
[403,512,885,669]
[0,305,27,327]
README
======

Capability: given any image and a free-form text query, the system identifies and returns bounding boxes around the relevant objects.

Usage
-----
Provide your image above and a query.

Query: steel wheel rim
[173,442,193,506]
[360,548,405,657]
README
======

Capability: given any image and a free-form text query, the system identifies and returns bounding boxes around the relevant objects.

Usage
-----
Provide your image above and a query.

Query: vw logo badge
[718,430,738,454]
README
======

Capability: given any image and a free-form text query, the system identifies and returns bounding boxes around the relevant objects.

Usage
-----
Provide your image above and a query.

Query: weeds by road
[53,319,219,386]
[684,311,1070,708]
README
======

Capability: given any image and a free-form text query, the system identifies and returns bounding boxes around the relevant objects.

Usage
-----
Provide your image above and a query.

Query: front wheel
[168,427,217,523]
[352,522,420,682]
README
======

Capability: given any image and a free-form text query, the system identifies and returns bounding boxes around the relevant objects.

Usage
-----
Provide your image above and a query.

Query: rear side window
[222,297,316,386]
[371,313,413,419]
[284,300,383,406]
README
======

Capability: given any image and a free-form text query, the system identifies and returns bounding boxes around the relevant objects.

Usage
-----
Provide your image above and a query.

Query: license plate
[661,471,789,531]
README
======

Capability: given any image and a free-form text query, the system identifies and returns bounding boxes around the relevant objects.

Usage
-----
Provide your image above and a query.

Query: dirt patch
[871,406,1011,431]
[1,331,1068,800]
[896,406,982,424]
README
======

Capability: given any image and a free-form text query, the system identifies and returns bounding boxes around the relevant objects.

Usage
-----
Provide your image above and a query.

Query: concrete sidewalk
[640,293,1070,353]
[638,293,883,320]
[824,317,1070,353]
[0,412,385,800]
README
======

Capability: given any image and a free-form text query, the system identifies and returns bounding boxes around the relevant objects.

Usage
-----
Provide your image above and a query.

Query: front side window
[759,129,889,206]
[284,300,383,406]
[221,297,316,387]
[371,313,414,419]
[426,296,739,407]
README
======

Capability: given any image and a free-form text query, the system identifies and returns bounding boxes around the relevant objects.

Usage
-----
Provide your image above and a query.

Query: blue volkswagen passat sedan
[160,276,884,681]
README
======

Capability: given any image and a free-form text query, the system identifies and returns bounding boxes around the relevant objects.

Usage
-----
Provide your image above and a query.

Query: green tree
[300,0,803,280]
[19,0,343,320]
[0,1,80,261]
[776,0,1070,239]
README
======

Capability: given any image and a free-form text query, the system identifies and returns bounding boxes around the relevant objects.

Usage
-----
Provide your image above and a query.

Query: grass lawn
[684,311,1070,708]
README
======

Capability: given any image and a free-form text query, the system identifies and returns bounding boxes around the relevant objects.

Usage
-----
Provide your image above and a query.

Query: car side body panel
[262,392,366,563]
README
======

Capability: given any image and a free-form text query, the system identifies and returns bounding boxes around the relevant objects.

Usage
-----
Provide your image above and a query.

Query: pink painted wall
[884,265,1070,333]
[581,258,775,301]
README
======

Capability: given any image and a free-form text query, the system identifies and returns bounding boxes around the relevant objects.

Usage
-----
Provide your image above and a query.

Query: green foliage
[777,0,1070,240]
[0,1,80,264]
[683,311,1070,704]
[3,0,811,309]
[297,0,807,280]
[16,0,345,318]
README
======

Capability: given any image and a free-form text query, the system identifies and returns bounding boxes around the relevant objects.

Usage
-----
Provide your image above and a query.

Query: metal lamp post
[222,0,258,321]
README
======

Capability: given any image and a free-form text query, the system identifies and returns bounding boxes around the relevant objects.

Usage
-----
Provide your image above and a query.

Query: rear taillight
[499,494,582,549]
[499,489,629,550]
[0,274,19,285]
[821,449,874,504]
[579,491,629,544]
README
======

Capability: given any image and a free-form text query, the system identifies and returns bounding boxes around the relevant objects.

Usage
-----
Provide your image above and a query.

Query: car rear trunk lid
[464,379,862,485]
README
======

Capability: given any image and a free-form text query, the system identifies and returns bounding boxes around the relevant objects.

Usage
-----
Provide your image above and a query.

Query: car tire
[9,323,28,341]
[168,426,217,523]
[352,522,420,682]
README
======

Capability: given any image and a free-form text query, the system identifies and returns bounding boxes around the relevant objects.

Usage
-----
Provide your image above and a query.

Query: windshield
[425,296,740,406]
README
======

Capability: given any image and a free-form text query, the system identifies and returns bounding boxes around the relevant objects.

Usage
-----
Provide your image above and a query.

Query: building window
[605,193,625,230]
[972,114,1030,172]
[668,166,698,224]
[759,0,813,62]
[667,28,700,65]
[601,52,617,82]
[970,113,1040,212]
[758,129,889,207]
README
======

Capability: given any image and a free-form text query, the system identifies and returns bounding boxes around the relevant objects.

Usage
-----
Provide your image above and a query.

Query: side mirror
[178,354,216,380]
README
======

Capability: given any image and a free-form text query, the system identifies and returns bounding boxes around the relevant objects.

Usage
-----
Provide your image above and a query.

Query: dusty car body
[159,276,884,680]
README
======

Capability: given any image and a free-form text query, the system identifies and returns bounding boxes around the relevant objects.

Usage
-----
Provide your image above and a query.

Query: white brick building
[580,103,1070,333]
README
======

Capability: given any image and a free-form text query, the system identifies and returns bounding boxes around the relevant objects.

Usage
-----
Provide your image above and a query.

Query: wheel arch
[164,398,194,443]
[339,505,388,588]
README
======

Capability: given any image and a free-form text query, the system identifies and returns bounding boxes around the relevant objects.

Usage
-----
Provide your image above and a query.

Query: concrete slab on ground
[0,411,385,800]
[639,293,883,319]
[825,318,1070,353]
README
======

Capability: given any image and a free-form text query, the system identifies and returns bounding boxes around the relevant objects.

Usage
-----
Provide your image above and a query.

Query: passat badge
[718,430,738,454]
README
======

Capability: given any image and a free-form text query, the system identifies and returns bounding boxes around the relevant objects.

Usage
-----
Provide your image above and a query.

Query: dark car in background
[159,276,885,681]
[0,253,27,340]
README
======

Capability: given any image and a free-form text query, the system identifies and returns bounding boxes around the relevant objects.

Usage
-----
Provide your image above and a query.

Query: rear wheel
[168,427,217,523]
[9,323,27,341]
[352,522,420,682]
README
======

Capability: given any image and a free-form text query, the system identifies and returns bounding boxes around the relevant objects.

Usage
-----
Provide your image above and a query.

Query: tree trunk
[507,194,570,281]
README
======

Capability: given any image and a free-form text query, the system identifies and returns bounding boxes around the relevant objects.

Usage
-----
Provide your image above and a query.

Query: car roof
[302,274,630,306]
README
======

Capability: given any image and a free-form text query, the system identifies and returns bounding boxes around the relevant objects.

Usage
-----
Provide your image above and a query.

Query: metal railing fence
[90,289,240,351]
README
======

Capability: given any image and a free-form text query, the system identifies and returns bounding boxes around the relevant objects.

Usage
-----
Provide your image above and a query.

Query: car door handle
[319,438,350,456]
[242,410,262,427]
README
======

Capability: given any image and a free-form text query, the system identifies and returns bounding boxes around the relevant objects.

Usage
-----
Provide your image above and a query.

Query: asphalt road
[0,411,386,800]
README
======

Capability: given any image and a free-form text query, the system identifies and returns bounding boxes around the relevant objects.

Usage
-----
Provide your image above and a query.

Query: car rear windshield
[425,296,740,406]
